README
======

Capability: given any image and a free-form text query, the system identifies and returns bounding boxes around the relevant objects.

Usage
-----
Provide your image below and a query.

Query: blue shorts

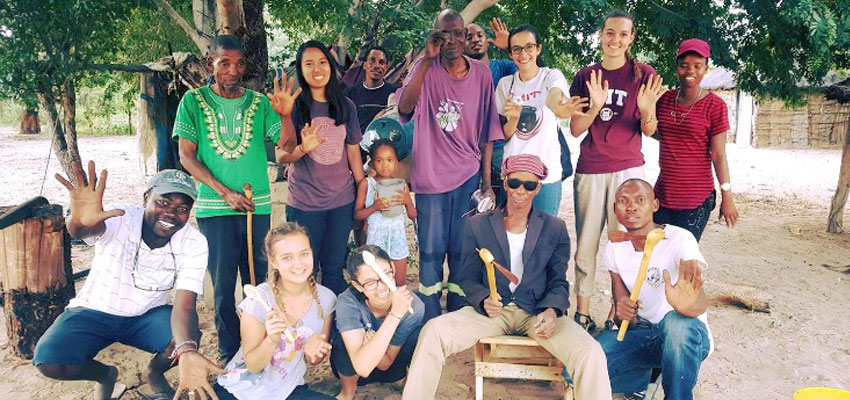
[33,305,173,366]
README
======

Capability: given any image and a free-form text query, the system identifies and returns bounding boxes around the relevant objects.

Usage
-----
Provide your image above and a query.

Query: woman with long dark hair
[279,41,365,295]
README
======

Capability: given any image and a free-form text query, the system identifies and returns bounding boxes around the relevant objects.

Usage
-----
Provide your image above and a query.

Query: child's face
[270,233,314,285]
[372,145,398,178]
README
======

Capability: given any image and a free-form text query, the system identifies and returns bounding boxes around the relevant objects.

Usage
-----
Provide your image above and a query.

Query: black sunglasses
[505,178,540,191]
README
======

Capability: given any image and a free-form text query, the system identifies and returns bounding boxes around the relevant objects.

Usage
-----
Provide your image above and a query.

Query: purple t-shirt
[569,60,656,174]
[396,56,502,194]
[287,99,362,211]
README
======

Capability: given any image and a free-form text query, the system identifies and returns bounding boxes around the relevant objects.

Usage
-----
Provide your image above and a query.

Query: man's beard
[466,50,485,60]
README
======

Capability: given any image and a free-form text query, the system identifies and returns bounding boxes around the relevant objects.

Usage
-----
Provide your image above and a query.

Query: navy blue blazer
[457,207,571,317]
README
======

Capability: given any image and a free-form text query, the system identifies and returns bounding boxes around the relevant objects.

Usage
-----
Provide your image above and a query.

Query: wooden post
[0,202,74,359]
[827,118,850,233]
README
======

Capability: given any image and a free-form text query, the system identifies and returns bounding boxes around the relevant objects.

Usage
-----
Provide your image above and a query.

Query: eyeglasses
[506,178,540,191]
[131,240,177,292]
[358,270,395,291]
[510,43,539,56]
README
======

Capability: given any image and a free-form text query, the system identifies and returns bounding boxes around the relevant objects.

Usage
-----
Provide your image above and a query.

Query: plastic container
[376,178,406,218]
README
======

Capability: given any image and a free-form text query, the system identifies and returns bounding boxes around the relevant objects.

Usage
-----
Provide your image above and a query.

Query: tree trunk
[156,0,212,54]
[192,0,216,37]
[827,119,850,233]
[216,0,244,35]
[19,109,40,134]
[336,0,363,67]
[0,203,74,360]
[36,87,82,184]
[239,0,268,92]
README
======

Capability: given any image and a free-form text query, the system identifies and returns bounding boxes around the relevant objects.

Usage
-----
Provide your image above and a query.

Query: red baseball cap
[676,38,710,59]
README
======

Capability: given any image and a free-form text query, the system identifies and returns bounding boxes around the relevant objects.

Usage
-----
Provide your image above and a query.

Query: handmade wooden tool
[362,250,414,314]
[244,284,296,342]
[617,228,666,342]
[477,248,500,302]
[608,230,646,243]
[244,183,255,286]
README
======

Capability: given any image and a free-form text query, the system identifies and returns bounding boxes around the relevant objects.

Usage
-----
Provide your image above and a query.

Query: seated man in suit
[402,154,611,400]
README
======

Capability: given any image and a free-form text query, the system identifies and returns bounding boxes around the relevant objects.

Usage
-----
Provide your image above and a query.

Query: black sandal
[574,312,597,332]
[603,319,617,331]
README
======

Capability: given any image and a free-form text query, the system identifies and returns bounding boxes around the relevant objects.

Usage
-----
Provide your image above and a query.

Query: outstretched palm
[664,259,704,313]
[55,161,124,228]
[267,70,302,116]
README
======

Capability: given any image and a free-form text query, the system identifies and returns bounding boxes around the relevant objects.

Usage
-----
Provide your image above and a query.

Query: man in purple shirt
[396,9,502,321]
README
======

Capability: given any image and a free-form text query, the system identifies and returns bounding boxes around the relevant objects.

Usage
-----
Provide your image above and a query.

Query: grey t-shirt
[334,287,424,347]
[217,282,336,399]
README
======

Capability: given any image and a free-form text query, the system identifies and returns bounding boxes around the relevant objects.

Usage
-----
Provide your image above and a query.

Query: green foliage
[267,0,432,66]
[0,0,143,106]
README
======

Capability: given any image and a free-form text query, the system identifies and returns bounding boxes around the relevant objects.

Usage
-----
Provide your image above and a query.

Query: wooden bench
[474,335,574,400]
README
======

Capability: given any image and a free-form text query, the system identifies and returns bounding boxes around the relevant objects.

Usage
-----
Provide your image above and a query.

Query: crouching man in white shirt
[597,178,712,400]
[34,162,224,400]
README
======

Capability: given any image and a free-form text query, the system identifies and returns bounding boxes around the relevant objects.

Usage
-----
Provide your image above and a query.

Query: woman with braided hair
[214,223,336,399]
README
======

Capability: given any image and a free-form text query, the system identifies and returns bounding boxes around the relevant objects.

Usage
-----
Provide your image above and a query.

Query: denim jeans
[286,202,355,295]
[532,181,563,217]
[595,311,710,400]
[654,192,716,242]
[416,173,480,321]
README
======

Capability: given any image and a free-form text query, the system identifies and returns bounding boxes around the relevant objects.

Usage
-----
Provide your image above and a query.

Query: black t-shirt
[345,82,399,132]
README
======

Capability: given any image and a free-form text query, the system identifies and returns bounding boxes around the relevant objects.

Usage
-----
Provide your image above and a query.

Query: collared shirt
[68,204,208,317]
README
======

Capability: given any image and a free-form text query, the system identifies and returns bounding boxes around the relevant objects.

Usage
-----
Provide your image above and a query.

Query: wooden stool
[474,335,574,400]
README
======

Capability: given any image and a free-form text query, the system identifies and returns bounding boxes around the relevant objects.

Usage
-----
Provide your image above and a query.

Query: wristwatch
[720,182,732,192]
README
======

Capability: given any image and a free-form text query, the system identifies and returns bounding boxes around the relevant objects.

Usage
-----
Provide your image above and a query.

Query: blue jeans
[654,192,716,242]
[286,202,354,295]
[595,311,710,400]
[34,305,173,366]
[416,173,480,321]
[532,182,562,217]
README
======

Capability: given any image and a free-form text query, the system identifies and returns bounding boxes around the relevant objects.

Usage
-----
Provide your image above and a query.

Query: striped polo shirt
[655,90,729,209]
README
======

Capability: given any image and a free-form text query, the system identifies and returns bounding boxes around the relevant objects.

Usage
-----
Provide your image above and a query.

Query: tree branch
[155,0,211,54]
[83,63,166,73]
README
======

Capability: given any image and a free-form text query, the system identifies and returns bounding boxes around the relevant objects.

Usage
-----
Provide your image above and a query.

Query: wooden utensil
[617,228,667,342]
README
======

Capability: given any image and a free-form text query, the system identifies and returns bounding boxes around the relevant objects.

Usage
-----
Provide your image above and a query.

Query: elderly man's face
[434,15,466,61]
[504,171,541,208]
[210,49,246,91]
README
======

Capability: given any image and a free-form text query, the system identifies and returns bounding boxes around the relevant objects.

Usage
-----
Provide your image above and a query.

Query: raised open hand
[488,18,509,51]
[55,161,124,229]
[585,70,609,111]
[299,123,325,153]
[425,32,443,61]
[267,69,302,117]
[552,95,591,119]
[637,74,664,116]
[664,260,704,314]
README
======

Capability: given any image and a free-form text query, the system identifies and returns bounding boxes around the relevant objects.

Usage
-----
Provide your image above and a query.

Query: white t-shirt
[604,225,712,346]
[506,230,527,292]
[218,282,336,399]
[495,67,569,184]
[68,204,208,317]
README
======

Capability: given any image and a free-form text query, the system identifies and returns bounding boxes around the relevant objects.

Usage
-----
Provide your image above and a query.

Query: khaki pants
[402,306,612,400]
[573,167,644,297]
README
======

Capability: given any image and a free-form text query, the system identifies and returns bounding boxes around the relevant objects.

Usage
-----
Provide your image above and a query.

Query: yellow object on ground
[794,388,850,400]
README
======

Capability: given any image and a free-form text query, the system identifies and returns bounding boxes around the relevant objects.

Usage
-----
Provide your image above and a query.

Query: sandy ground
[1,127,849,400]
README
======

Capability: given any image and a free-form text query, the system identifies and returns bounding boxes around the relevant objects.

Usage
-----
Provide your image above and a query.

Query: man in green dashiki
[173,34,302,363]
